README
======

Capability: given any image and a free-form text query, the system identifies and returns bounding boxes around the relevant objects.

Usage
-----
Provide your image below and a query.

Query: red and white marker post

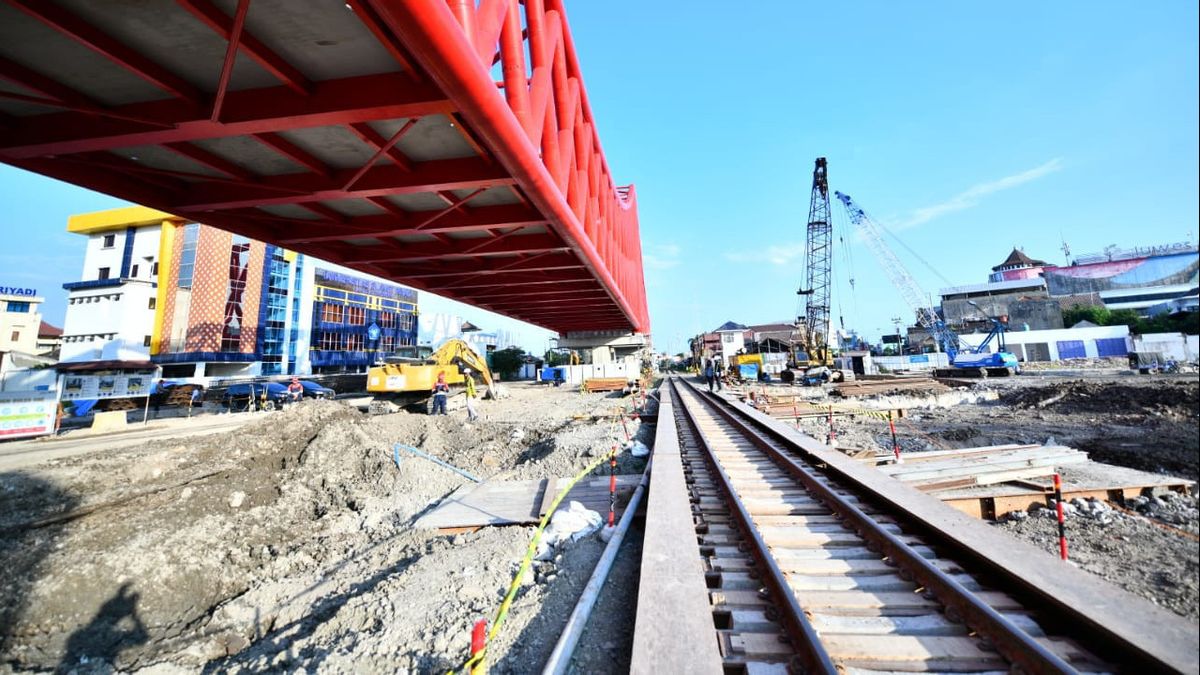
[1053,473,1069,561]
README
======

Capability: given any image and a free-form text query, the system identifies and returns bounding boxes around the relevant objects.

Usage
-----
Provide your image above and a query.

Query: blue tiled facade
[309,268,418,371]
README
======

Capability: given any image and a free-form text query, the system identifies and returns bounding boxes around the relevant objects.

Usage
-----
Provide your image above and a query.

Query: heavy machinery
[729,352,765,381]
[784,157,845,385]
[835,191,1019,377]
[367,339,496,414]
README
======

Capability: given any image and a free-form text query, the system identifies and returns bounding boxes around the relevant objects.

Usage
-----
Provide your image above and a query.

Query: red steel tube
[371,1,647,332]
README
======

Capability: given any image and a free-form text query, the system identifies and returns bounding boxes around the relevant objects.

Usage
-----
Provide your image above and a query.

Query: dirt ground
[784,373,1200,619]
[0,382,652,673]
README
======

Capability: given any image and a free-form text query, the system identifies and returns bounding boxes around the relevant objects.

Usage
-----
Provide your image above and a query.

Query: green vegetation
[489,346,527,379]
[1062,305,1199,335]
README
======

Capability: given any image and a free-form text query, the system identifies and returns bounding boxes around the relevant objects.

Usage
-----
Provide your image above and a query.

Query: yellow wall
[67,206,181,234]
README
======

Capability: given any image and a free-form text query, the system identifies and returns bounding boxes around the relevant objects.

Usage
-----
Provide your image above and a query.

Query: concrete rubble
[0,384,653,673]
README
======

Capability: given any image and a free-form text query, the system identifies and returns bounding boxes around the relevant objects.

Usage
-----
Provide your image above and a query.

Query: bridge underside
[0,0,648,334]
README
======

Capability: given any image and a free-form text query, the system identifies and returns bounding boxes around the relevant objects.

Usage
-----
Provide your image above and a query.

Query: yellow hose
[450,406,628,674]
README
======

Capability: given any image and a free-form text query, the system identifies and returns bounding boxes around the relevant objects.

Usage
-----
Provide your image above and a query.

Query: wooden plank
[631,387,725,675]
[414,475,637,530]
[875,443,1039,464]
[879,446,1083,475]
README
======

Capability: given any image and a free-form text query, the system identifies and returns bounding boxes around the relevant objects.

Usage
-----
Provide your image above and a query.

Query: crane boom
[799,157,833,365]
[834,190,1019,375]
[834,191,960,358]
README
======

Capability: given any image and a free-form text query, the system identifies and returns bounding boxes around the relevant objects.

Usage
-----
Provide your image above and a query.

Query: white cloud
[897,158,1064,229]
[643,243,682,270]
[726,242,807,266]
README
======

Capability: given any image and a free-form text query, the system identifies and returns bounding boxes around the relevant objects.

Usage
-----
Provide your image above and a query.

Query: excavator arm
[430,339,497,396]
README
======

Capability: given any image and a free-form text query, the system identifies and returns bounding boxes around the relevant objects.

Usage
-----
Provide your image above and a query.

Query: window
[151,261,159,276]
[98,267,111,280]
[5,301,30,313]
[379,312,395,328]
[143,335,152,347]
[148,297,156,310]
[10,331,18,342]
[723,334,734,343]
[321,303,344,324]
[177,223,199,288]
[380,335,395,352]
[317,331,342,350]
[102,234,115,248]
[130,264,139,278]
[346,333,364,351]
[346,305,365,325]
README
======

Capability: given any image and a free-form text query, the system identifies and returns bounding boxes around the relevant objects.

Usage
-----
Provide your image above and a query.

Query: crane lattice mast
[799,157,833,365]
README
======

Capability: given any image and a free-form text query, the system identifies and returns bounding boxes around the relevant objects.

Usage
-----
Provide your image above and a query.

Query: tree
[490,347,526,379]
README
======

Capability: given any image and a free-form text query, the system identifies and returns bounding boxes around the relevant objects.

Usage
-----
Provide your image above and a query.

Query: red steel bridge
[0,0,648,335]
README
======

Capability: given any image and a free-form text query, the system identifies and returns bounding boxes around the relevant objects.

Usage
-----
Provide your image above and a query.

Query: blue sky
[2,2,1196,356]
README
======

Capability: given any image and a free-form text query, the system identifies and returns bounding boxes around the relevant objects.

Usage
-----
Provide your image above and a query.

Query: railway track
[665,375,1179,673]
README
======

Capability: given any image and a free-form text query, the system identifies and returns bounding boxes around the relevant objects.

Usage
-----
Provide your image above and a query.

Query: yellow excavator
[366,338,496,414]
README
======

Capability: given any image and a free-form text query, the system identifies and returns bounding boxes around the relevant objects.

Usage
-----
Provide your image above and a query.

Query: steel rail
[668,378,837,675]
[672,376,1081,674]
[694,381,1193,673]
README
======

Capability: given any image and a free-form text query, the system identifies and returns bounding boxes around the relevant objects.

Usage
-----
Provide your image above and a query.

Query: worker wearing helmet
[287,377,303,403]
[463,368,479,423]
[431,371,450,415]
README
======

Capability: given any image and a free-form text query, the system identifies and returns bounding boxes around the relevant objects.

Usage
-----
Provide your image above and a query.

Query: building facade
[62,207,418,380]
[949,243,1200,323]
[1,285,43,355]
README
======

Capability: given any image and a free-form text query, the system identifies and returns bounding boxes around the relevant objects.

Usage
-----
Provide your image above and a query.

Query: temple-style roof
[992,248,1047,271]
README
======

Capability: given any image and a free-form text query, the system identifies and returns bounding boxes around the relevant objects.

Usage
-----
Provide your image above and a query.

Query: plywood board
[414,475,639,530]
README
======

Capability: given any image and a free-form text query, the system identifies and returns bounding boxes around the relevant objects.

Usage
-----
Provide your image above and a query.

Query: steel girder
[0,0,648,334]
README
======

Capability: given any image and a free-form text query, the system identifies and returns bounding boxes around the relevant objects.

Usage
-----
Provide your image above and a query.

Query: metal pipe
[541,462,650,675]
[392,443,481,482]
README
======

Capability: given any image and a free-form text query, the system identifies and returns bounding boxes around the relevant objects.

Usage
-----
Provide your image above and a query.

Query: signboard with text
[60,373,152,400]
[0,394,55,439]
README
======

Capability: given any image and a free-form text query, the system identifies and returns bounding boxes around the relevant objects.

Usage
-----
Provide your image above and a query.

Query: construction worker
[463,368,480,422]
[287,377,303,403]
[431,371,450,415]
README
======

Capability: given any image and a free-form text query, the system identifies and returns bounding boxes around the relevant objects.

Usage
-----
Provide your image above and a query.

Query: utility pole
[891,316,903,355]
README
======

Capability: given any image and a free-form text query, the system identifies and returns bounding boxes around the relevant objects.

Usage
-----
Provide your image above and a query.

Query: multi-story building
[1,285,44,355]
[62,207,418,380]
[939,242,1199,330]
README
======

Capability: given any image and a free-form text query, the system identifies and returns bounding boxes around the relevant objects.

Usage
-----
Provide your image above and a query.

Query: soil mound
[1000,379,1199,418]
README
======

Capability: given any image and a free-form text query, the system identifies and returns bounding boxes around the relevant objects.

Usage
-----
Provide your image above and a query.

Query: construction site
[1,1,1198,673]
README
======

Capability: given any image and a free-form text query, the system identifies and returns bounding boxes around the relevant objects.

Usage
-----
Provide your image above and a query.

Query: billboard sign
[0,393,55,439]
[60,373,153,400]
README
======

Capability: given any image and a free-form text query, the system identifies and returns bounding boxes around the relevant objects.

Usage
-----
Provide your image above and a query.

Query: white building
[959,324,1132,362]
[60,211,161,363]
[713,321,747,367]
[62,207,420,381]
[1,285,44,356]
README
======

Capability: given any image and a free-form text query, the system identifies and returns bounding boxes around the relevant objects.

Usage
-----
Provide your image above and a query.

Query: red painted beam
[208,0,252,122]
[164,142,255,180]
[0,73,452,159]
[368,1,646,333]
[272,203,547,244]
[469,286,604,300]
[347,121,417,173]
[176,157,512,210]
[6,0,202,104]
[338,232,567,264]
[252,133,332,177]
[384,252,581,279]
[422,269,591,290]
[175,0,312,95]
